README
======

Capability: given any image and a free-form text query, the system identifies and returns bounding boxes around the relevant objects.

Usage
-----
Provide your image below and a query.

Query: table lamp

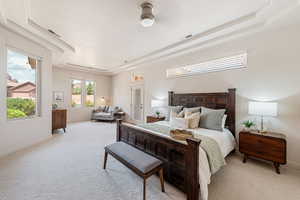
[248,101,278,133]
[99,97,106,106]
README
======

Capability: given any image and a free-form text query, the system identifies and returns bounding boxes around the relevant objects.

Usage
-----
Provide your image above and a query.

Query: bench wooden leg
[143,178,146,200]
[159,168,165,192]
[103,151,108,169]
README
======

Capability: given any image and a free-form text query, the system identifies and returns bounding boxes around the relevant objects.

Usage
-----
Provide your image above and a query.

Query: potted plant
[155,111,161,118]
[242,120,255,131]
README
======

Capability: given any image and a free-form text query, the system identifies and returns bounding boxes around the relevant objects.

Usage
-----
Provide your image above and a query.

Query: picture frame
[53,91,64,102]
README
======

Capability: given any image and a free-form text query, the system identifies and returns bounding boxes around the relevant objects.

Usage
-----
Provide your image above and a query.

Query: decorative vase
[243,127,251,132]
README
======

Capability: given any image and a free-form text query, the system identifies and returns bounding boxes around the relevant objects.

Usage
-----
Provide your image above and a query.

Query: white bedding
[154,121,236,200]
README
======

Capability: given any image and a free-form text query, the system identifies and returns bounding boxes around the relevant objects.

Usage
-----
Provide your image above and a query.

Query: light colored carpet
[0,121,299,200]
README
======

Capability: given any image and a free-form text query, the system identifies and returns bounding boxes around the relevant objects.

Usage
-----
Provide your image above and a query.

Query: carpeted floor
[0,121,299,200]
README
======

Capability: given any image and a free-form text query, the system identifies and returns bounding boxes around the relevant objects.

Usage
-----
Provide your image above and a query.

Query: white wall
[112,15,300,167]
[52,67,112,123]
[0,26,52,157]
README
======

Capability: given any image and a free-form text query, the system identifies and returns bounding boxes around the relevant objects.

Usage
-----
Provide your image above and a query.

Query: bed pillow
[170,117,189,129]
[171,110,184,118]
[185,112,201,129]
[166,106,183,121]
[199,107,225,131]
[170,111,184,120]
[183,107,201,116]
[222,114,227,131]
[177,110,185,118]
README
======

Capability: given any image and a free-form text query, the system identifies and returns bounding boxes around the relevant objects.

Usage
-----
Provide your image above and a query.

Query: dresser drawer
[239,132,286,164]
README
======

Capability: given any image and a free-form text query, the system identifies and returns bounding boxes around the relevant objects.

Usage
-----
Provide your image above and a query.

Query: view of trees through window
[85,81,95,107]
[6,49,40,119]
[71,80,82,107]
[71,80,95,108]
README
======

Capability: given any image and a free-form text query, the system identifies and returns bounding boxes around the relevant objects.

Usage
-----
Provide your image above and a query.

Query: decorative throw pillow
[95,106,104,112]
[170,110,185,126]
[177,110,185,118]
[167,106,183,121]
[170,117,189,129]
[183,107,201,116]
[199,107,226,131]
[105,106,110,112]
[185,112,201,129]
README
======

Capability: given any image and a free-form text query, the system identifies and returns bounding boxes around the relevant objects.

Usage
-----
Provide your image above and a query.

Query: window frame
[5,46,42,121]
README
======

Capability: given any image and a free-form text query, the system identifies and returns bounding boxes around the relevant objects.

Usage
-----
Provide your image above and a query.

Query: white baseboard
[0,135,53,159]
[287,161,300,170]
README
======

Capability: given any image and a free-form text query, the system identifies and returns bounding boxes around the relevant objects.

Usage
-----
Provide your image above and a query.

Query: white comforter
[155,121,236,200]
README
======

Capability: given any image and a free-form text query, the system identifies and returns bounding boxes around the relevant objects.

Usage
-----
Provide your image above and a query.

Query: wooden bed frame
[116,88,236,200]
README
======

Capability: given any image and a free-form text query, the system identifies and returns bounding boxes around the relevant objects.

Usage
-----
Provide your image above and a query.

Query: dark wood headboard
[168,88,236,136]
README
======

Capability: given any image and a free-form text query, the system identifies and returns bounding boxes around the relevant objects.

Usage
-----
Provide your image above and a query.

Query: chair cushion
[105,142,162,174]
[94,112,111,117]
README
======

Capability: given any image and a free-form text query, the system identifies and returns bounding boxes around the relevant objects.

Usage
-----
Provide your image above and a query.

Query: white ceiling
[1,0,299,74]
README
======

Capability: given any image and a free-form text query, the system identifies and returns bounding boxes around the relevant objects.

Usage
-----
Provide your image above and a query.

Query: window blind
[166,53,247,78]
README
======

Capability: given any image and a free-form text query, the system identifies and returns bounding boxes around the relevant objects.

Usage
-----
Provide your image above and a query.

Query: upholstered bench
[103,142,165,200]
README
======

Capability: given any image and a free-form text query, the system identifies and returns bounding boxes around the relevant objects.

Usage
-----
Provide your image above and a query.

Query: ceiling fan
[140,2,155,27]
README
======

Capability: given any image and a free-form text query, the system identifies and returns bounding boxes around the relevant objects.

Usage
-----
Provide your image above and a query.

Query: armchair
[91,106,121,121]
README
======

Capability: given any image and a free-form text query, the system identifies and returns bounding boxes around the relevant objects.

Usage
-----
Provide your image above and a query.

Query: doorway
[130,85,144,123]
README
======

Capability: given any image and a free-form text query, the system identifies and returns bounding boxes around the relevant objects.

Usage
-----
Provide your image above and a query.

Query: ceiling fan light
[140,2,155,27]
[141,17,155,27]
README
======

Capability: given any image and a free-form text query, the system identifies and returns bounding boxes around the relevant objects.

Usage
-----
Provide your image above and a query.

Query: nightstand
[239,131,287,174]
[146,116,166,123]
[114,112,125,120]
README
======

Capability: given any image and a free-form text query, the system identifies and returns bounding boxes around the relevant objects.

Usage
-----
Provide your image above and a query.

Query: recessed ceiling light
[48,29,61,38]
[185,34,193,39]
[140,2,155,27]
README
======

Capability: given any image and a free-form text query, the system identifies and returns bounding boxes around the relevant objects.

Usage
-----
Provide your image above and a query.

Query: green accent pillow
[199,107,226,131]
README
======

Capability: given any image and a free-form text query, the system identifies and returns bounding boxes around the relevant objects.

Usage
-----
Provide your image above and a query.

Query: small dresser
[239,131,286,174]
[146,116,166,123]
[52,109,67,133]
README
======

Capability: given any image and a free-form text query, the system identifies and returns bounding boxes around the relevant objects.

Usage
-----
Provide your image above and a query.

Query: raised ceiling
[1,0,300,74]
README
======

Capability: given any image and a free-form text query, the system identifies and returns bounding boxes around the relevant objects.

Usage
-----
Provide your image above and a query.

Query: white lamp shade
[248,101,278,117]
[151,99,164,108]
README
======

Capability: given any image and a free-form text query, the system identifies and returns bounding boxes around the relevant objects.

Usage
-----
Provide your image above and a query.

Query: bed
[116,89,236,200]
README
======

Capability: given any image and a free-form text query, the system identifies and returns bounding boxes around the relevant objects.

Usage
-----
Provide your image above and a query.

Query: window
[71,79,96,108]
[6,49,41,120]
[85,80,95,107]
[71,80,82,107]
[166,53,247,78]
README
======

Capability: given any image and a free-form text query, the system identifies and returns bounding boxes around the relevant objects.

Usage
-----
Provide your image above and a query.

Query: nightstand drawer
[240,133,284,147]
